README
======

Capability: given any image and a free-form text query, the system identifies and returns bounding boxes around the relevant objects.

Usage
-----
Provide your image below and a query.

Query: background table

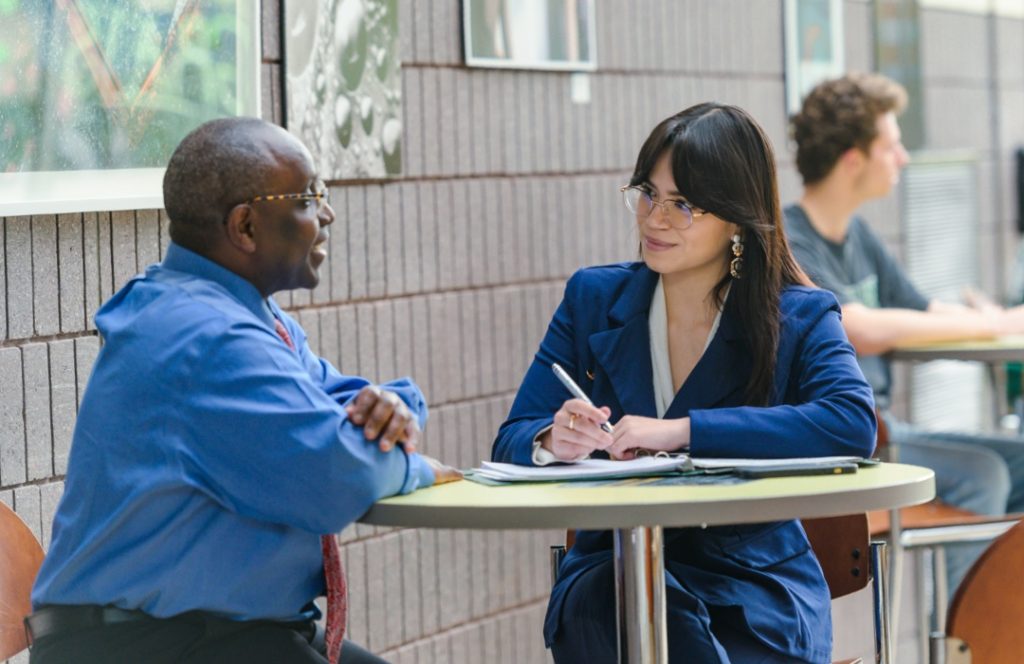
[890,335,1024,426]
[362,463,935,663]
[889,335,1024,364]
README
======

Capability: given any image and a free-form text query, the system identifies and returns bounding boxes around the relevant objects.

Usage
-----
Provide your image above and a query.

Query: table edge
[889,348,1024,362]
[360,473,936,530]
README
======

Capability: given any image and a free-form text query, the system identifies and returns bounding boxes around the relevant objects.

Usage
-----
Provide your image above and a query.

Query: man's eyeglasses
[246,180,330,210]
[620,185,707,231]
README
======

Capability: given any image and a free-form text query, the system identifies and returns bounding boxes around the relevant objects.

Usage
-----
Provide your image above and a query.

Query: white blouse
[532,278,725,465]
[648,277,724,418]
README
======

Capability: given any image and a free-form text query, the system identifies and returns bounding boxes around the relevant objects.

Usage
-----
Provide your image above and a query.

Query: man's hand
[345,385,420,453]
[997,304,1024,335]
[423,455,462,485]
[962,287,1001,316]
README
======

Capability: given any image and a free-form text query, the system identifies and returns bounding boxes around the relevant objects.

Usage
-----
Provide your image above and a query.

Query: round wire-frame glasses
[620,185,707,231]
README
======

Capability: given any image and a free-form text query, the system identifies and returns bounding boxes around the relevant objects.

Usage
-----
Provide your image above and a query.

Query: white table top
[360,463,935,530]
[889,335,1024,363]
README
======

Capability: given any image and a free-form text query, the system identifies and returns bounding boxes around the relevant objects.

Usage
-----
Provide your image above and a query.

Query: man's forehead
[258,124,307,152]
[876,113,900,139]
[255,129,316,177]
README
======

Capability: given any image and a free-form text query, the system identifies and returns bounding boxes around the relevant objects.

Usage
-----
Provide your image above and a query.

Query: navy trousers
[549,560,807,664]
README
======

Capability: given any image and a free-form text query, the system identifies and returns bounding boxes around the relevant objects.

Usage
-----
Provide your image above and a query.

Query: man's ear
[223,204,257,254]
[840,146,867,174]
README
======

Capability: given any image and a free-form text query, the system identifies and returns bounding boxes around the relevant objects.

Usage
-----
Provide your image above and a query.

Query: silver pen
[551,363,615,434]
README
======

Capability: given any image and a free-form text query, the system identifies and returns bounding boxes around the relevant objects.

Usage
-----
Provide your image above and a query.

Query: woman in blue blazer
[492,103,876,663]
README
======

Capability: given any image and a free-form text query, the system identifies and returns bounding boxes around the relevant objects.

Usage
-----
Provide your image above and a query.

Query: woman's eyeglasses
[620,185,707,231]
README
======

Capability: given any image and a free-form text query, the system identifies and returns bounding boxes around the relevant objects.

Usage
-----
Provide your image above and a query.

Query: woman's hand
[607,416,690,460]
[540,398,614,461]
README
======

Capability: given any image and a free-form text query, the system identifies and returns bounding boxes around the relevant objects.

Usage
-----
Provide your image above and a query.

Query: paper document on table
[476,456,693,483]
[691,456,863,469]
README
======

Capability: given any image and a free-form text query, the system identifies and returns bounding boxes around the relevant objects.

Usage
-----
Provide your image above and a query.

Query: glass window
[784,0,846,114]
[0,0,260,215]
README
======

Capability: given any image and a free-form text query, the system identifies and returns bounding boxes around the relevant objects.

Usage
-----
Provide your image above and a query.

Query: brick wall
[2,1,1022,661]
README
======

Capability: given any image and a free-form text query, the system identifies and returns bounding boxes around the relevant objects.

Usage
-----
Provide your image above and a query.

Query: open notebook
[472,455,864,483]
[476,456,693,482]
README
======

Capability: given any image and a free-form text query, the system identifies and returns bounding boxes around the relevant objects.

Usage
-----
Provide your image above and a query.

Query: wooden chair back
[0,502,45,660]
[945,520,1024,663]
[875,409,890,455]
[802,513,871,599]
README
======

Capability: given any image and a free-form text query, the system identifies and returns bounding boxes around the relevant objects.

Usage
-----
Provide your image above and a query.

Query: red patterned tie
[274,318,347,663]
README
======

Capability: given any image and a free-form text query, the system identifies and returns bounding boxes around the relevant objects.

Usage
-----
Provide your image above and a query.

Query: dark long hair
[629,103,811,405]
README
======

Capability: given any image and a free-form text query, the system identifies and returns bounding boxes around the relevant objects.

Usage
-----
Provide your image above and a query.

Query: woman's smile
[642,234,677,252]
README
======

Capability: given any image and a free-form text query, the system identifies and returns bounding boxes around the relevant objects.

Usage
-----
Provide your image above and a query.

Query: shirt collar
[162,242,277,327]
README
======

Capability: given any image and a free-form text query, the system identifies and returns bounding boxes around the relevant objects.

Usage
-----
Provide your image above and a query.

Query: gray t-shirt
[784,203,930,403]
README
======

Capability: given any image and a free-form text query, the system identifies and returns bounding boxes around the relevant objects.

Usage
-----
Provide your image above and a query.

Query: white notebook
[692,455,863,470]
[473,455,863,483]
[476,456,692,482]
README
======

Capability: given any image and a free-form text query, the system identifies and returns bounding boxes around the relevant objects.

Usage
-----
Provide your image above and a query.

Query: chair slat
[0,503,45,660]
[945,521,1024,663]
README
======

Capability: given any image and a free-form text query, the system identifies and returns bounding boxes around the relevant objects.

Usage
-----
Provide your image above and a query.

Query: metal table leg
[933,546,949,638]
[988,364,1002,427]
[613,526,668,663]
[888,506,904,661]
[885,428,904,660]
[871,539,893,664]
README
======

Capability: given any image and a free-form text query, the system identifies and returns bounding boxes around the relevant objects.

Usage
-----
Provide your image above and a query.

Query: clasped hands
[539,398,690,461]
[961,287,1024,334]
[345,385,461,484]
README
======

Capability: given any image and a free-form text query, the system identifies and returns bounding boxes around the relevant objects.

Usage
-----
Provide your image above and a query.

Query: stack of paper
[470,455,866,484]
[692,455,863,470]
[475,456,693,483]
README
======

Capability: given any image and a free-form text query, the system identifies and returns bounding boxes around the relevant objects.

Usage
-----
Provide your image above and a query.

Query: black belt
[25,604,318,645]
[25,605,154,642]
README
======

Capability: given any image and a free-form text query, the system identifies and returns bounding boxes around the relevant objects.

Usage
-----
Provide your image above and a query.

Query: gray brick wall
[2,1,1022,661]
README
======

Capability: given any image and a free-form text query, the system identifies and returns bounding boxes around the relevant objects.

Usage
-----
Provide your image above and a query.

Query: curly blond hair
[791,72,907,185]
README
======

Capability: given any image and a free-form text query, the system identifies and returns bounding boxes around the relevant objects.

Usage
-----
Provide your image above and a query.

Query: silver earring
[729,234,744,279]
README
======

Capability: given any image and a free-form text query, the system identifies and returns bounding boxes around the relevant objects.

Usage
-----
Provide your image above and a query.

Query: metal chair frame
[873,410,1021,658]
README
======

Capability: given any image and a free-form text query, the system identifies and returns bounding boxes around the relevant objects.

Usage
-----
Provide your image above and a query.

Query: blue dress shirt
[32,242,434,622]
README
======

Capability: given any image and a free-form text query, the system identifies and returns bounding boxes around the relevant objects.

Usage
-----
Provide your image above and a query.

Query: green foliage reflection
[0,0,239,172]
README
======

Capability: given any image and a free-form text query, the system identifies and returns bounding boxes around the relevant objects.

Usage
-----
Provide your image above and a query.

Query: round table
[361,463,935,663]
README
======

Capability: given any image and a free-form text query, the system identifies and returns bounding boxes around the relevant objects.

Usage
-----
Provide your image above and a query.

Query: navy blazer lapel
[663,304,750,419]
[588,267,659,418]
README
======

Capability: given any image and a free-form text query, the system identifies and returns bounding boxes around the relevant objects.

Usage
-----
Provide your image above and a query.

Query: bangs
[629,116,678,188]
[628,105,754,222]
[667,111,729,214]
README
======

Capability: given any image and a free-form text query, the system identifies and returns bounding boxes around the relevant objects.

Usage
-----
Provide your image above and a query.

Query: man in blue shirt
[27,117,459,663]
